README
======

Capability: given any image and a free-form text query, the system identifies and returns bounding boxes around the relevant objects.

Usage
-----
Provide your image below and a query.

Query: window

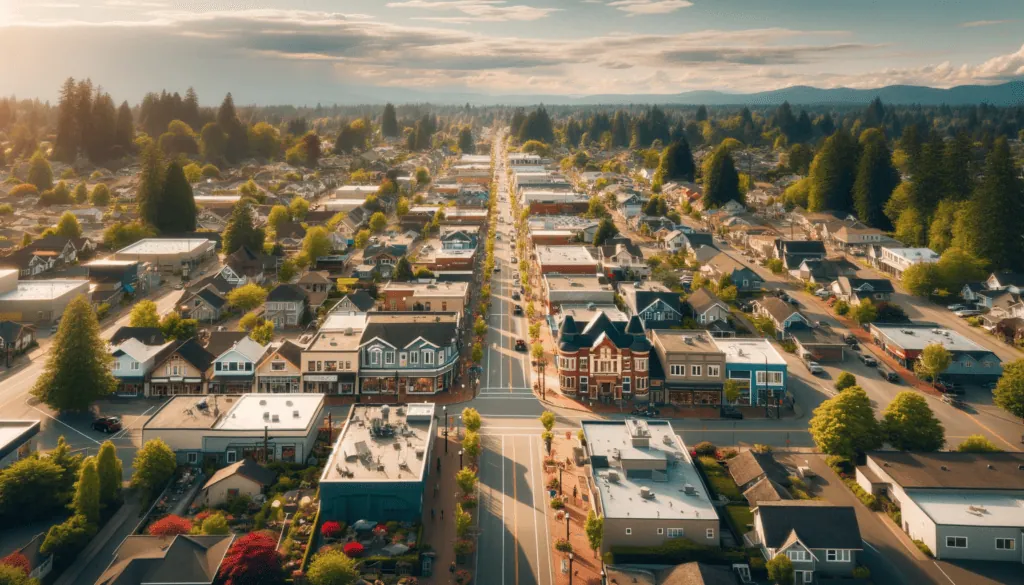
[623,357,630,371]
[787,550,810,562]
[946,537,968,548]
[622,378,631,393]
[228,362,238,371]
[995,538,1016,551]
[324,361,338,372]
[756,370,784,385]
[657,528,664,535]
[638,377,648,390]
[410,351,419,365]
[800,571,813,584]
[708,365,721,377]
[634,358,647,371]
[316,361,323,372]
[307,361,316,371]
[666,528,684,538]
[215,362,222,372]
[424,351,434,365]
[559,357,576,370]
[826,549,851,562]
[186,452,198,464]
[130,361,140,371]
[580,376,588,390]
[245,362,253,371]
[385,352,395,365]
[442,302,447,311]
[625,528,632,535]
[425,302,432,311]
[399,353,407,366]
[369,351,380,366]
[691,365,702,377]
[579,357,588,370]
[670,364,685,376]
[560,376,575,389]
[438,350,445,364]
[271,361,286,371]
[706,528,715,540]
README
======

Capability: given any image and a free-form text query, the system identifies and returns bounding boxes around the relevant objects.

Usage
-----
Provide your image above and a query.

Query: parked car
[941,394,966,409]
[514,339,527,351]
[935,379,965,395]
[954,309,981,317]
[513,305,523,316]
[843,334,858,345]
[631,407,660,417]
[511,257,518,264]
[805,361,824,375]
[92,416,122,433]
[720,406,744,420]
[877,365,900,383]
[947,304,967,312]
[858,353,878,367]
[511,291,521,301]
[814,289,833,299]
[493,266,500,273]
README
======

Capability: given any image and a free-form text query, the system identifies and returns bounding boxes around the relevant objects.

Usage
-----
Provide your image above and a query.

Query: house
[712,338,787,407]
[727,450,792,493]
[555,313,651,402]
[439,227,479,251]
[0,420,39,469]
[330,290,376,315]
[363,244,405,271]
[0,320,36,357]
[615,190,646,218]
[110,338,178,397]
[985,271,1024,295]
[830,276,895,304]
[598,240,650,279]
[206,333,270,394]
[265,284,308,328]
[581,420,719,553]
[684,288,730,327]
[877,247,939,279]
[197,458,277,508]
[601,562,741,585]
[647,330,725,407]
[95,534,234,585]
[660,230,689,253]
[856,451,1024,562]
[220,246,275,286]
[179,286,227,323]
[302,327,362,395]
[141,393,325,466]
[752,296,811,339]
[319,404,436,525]
[255,340,304,394]
[747,501,862,583]
[774,240,826,270]
[27,235,86,265]
[977,290,1024,327]
[702,253,762,292]
[618,281,682,329]
[296,271,334,310]
[682,232,715,256]
[358,312,461,396]
[794,257,859,285]
[0,247,58,277]
[869,322,1003,383]
[379,280,470,313]
[148,338,215,397]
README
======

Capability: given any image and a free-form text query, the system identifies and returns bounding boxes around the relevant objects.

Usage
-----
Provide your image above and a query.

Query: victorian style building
[555,312,651,403]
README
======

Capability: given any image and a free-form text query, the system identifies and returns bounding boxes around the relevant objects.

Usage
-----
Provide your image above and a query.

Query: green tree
[48,436,83,502]
[249,321,274,345]
[31,296,116,411]
[0,457,66,521]
[473,316,487,337]
[936,247,988,293]
[953,138,1024,271]
[702,143,742,208]
[883,391,945,451]
[396,197,410,216]
[227,283,268,312]
[993,359,1024,419]
[584,510,603,557]
[457,126,474,153]
[916,343,951,381]
[381,103,399,138]
[928,199,959,253]
[786,143,813,174]
[130,300,160,328]
[72,457,100,525]
[157,161,197,233]
[89,183,111,207]
[289,196,310,220]
[462,408,481,432]
[902,262,941,297]
[462,430,481,459]
[302,226,333,263]
[809,387,882,460]
[851,299,877,325]
[278,259,298,283]
[394,257,414,281]
[782,177,811,209]
[354,229,371,249]
[656,139,695,182]
[723,379,741,404]
[415,167,431,185]
[95,441,123,510]
[853,129,899,229]
[307,548,360,585]
[471,342,483,364]
[766,554,794,585]
[40,514,95,564]
[54,212,82,238]
[248,122,281,160]
[73,182,88,204]
[808,129,859,212]
[267,205,290,233]
[593,218,618,246]
[159,311,198,341]
[0,564,35,585]
[131,439,177,500]
[104,221,155,250]
[222,202,266,254]
[956,434,1001,453]
[455,467,477,495]
[539,410,556,432]
[201,513,231,535]
[27,150,53,191]
[455,503,472,537]
[835,372,857,391]
[368,211,387,233]
[136,143,165,228]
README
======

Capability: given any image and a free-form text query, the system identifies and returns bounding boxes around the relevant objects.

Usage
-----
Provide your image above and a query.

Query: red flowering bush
[321,521,342,539]
[194,510,214,523]
[0,552,30,575]
[342,542,364,557]
[148,515,192,536]
[218,531,285,585]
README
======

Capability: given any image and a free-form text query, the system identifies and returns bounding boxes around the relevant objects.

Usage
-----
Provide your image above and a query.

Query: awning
[212,373,255,381]
[123,283,134,294]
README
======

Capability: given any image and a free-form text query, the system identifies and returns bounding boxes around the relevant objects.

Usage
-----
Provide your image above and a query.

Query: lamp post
[601,569,606,585]
[459,450,464,470]
[568,552,575,585]
[443,405,448,454]
[565,512,570,541]
[558,466,563,496]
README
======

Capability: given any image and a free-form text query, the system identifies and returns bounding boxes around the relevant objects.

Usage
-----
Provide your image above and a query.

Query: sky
[0,0,1023,105]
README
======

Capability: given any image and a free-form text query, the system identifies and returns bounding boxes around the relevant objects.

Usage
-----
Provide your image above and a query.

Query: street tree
[96,441,123,510]
[455,467,477,495]
[593,218,618,246]
[539,410,556,432]
[584,510,603,558]
[993,359,1024,419]
[956,435,1001,453]
[368,211,387,233]
[882,391,945,451]
[916,343,951,381]
[461,408,481,432]
[130,300,160,328]
[723,379,741,404]
[267,205,290,233]
[473,317,487,337]
[131,439,177,500]
[809,387,882,460]
[834,372,857,391]
[462,430,480,459]
[394,257,414,281]
[31,295,116,411]
[227,283,268,312]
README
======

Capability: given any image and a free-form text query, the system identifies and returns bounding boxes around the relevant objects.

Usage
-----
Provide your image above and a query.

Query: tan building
[148,338,214,397]
[648,330,725,407]
[256,340,304,394]
[536,246,599,276]
[301,328,361,394]
[543,274,615,310]
[113,238,215,275]
[582,419,719,553]
[379,280,469,313]
[197,458,277,507]
[0,269,91,323]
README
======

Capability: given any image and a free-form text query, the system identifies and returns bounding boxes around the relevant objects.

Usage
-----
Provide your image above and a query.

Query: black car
[858,353,878,367]
[513,305,523,316]
[514,339,527,351]
[92,416,122,433]
[720,406,744,420]
[935,379,965,395]
[631,407,660,417]
[511,291,521,301]
[877,365,899,383]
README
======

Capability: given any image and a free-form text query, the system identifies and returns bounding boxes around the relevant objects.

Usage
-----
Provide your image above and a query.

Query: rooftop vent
[285,400,293,407]
[683,484,696,495]
[612,448,621,459]
[662,434,673,445]
[381,404,390,420]
[293,410,300,418]
[271,414,280,423]
[640,487,653,499]
[940,465,949,471]
[607,471,620,482]
[259,399,267,406]
[263,411,270,420]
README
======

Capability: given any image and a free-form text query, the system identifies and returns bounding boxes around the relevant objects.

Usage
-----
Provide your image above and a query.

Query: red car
[92,416,122,434]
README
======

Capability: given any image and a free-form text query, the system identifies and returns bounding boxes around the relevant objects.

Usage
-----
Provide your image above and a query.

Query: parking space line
[27,402,101,445]
[933,562,957,585]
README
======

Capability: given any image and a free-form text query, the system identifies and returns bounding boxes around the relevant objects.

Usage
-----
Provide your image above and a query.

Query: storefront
[665,385,722,407]
[149,377,204,396]
[208,374,255,394]
[303,374,339,394]
[259,375,300,393]
[115,376,146,397]
[359,367,456,396]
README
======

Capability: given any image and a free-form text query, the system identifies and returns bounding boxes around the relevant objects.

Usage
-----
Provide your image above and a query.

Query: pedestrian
[437,456,441,472]
[573,485,578,500]
[434,483,439,498]
[449,561,456,576]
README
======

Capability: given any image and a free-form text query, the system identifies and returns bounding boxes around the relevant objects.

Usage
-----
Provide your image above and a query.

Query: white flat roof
[0,420,40,453]
[711,338,787,366]
[537,246,598,266]
[321,313,368,331]
[116,238,212,255]
[911,489,1024,528]
[0,279,89,301]
[214,394,325,431]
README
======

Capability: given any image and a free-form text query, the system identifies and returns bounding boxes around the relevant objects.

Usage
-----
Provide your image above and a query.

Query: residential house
[747,501,862,583]
[358,312,461,396]
[0,247,58,277]
[296,271,334,310]
[256,340,304,394]
[0,320,36,358]
[149,338,215,396]
[752,296,812,339]
[206,333,270,394]
[110,338,177,397]
[618,281,682,329]
[856,451,1024,562]
[877,246,939,279]
[774,240,827,270]
[265,284,308,328]
[712,338,788,406]
[702,253,763,292]
[727,449,792,493]
[94,534,235,585]
[197,458,277,508]
[179,286,227,323]
[647,330,725,407]
[439,227,479,251]
[660,230,689,253]
[869,323,1002,383]
[362,244,405,278]
[219,246,275,286]
[985,271,1024,295]
[631,215,676,234]
[330,290,376,315]
[29,235,90,265]
[684,288,731,327]
[746,233,780,260]
[555,313,651,402]
[302,327,362,394]
[794,257,858,285]
[978,290,1024,327]
[615,190,646,218]
[682,232,715,255]
[830,277,895,304]
[598,240,650,279]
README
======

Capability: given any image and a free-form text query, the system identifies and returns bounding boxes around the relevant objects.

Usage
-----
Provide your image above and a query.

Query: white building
[113,238,216,275]
[877,247,939,279]
[0,420,39,469]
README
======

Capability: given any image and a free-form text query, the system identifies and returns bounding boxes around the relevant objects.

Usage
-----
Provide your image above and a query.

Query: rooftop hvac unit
[662,434,673,445]
[259,399,267,406]
[271,414,280,423]
[263,411,270,420]
[607,470,620,482]
[285,400,293,407]
[612,448,620,459]
[683,484,696,495]
[640,487,654,499]
[293,410,300,418]
[416,448,425,459]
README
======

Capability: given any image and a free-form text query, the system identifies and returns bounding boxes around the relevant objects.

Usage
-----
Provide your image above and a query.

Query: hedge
[609,537,748,566]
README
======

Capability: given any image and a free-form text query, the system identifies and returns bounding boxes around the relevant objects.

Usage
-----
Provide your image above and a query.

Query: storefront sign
[304,374,338,382]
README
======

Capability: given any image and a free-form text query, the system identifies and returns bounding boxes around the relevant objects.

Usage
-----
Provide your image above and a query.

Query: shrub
[780,339,797,353]
[8,184,38,197]
[200,513,230,535]
[843,478,879,510]
[148,514,191,536]
[834,299,850,315]
[342,541,364,557]
[460,494,478,510]
[550,497,564,510]
[825,455,850,475]
[835,372,857,391]
[913,539,933,557]
[748,556,766,576]
[40,514,96,563]
[547,477,560,491]
[0,552,30,575]
[554,538,573,553]
[454,539,475,555]
[693,441,717,456]
[201,164,220,178]
[321,521,343,539]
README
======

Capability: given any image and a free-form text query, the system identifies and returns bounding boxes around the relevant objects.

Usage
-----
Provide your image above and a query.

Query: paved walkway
[55,492,146,585]
[418,432,472,585]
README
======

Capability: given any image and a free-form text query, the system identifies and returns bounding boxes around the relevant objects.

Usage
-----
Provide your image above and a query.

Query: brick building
[555,312,651,403]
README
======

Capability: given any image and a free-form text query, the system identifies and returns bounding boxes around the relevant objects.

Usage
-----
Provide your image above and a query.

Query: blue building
[358,312,461,396]
[712,338,788,406]
[319,403,436,525]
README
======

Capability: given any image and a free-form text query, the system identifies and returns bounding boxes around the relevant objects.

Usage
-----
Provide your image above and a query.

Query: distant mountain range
[345,80,1024,107]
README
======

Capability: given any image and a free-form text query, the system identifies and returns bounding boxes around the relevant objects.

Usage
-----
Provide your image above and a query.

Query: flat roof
[320,313,368,332]
[84,259,139,266]
[544,274,612,292]
[558,305,628,325]
[322,403,435,483]
[307,329,363,351]
[0,279,89,301]
[618,281,672,294]
[651,330,721,353]
[381,281,470,297]
[522,190,586,202]
[0,420,40,459]
[144,394,325,431]
[582,420,717,522]
[116,238,213,256]
[871,323,991,353]
[537,246,598,266]
[866,451,1024,490]
[711,337,787,366]
[912,490,1024,528]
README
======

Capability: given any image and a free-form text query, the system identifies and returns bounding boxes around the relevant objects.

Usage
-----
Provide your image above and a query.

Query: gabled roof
[743,477,791,508]
[686,288,727,316]
[0,320,34,345]
[779,240,826,255]
[188,274,234,296]
[755,297,808,327]
[755,501,862,551]
[835,276,895,295]
[267,283,308,303]
[298,271,333,285]
[204,331,249,357]
[270,340,304,367]
[728,450,792,488]
[112,338,176,363]
[359,313,459,351]
[558,311,650,352]
[210,335,268,363]
[95,534,233,585]
[194,287,227,310]
[989,271,1024,288]
[170,338,216,372]
[683,232,714,249]
[633,290,682,315]
[657,562,739,585]
[202,458,277,491]
[339,290,376,312]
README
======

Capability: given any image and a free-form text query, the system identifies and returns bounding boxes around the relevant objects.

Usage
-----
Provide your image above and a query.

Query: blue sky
[1,0,1022,104]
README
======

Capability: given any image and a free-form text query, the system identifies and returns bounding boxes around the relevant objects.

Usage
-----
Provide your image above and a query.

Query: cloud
[385,0,560,22]
[104,0,168,6]
[607,0,692,15]
[659,43,872,66]
[959,20,1012,28]
[35,3,80,8]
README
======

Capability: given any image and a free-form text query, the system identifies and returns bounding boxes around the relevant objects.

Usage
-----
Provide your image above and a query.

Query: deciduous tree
[993,359,1024,419]
[956,434,1001,453]
[218,531,285,585]
[307,547,359,585]
[227,283,268,312]
[882,391,945,451]
[131,439,177,500]
[916,343,951,381]
[28,150,53,191]
[809,387,882,460]
[55,212,82,238]
[130,300,160,328]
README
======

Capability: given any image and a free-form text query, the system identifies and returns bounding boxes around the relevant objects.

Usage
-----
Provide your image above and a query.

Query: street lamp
[459,449,464,470]
[443,405,448,454]
[565,512,570,541]
[558,466,563,496]
[568,552,575,585]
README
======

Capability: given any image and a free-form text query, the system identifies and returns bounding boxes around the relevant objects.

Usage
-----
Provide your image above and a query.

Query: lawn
[725,505,754,536]
[697,456,744,502]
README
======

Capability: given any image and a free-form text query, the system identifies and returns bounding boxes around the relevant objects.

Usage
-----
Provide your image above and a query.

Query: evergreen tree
[942,131,974,201]
[516,107,554,144]
[864,97,885,128]
[302,132,322,167]
[31,295,116,411]
[95,441,122,510]
[222,202,265,255]
[853,129,900,229]
[114,101,134,154]
[695,105,708,122]
[200,122,227,162]
[953,138,1024,271]
[183,87,201,130]
[55,212,82,238]
[53,78,80,163]
[610,110,631,148]
[381,103,399,138]
[88,92,117,163]
[158,161,197,233]
[656,139,696,182]
[807,129,859,211]
[457,127,474,153]
[136,143,165,228]
[702,143,742,208]
[593,218,618,246]
[73,182,88,204]
[72,457,100,525]
[28,150,53,191]
[217,93,248,163]
[907,131,946,220]
[394,257,414,281]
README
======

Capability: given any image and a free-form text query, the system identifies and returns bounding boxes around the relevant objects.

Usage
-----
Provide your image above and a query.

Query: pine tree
[55,212,82,238]
[610,110,630,148]
[907,131,946,219]
[158,161,197,233]
[302,132,321,167]
[183,87,201,130]
[953,138,1024,271]
[31,295,116,411]
[864,97,885,128]
[88,92,117,163]
[457,127,474,153]
[217,93,248,163]
[702,143,742,208]
[853,129,900,229]
[222,202,265,255]
[807,129,859,211]
[656,139,695,182]
[136,143,165,228]
[95,441,122,510]
[114,101,134,154]
[53,78,80,163]
[942,131,974,201]
[28,150,53,191]
[695,105,708,122]
[72,457,100,525]
[381,103,399,138]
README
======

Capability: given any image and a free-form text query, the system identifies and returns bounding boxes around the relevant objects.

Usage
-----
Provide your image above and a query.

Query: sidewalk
[324,381,478,409]
[418,433,470,585]
[543,435,603,585]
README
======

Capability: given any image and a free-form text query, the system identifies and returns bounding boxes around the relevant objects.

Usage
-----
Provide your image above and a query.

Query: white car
[954,309,981,317]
